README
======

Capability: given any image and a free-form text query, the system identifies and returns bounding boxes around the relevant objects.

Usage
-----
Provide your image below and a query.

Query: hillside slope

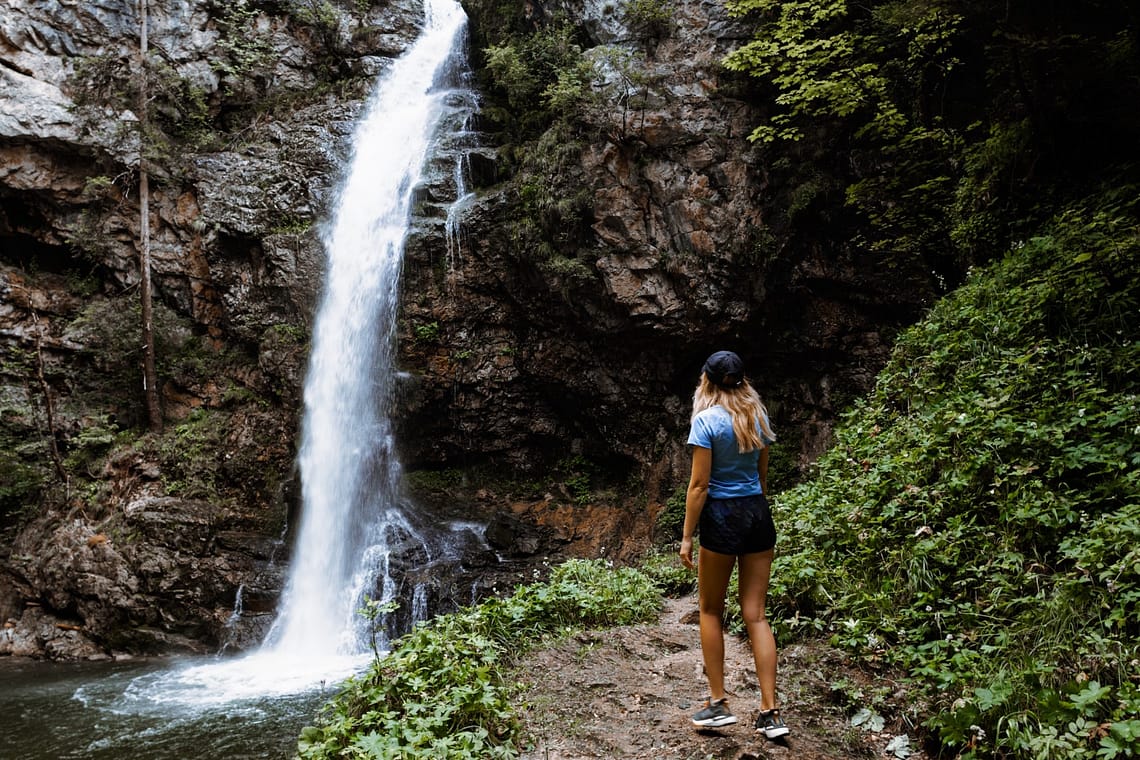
[766,198,1140,758]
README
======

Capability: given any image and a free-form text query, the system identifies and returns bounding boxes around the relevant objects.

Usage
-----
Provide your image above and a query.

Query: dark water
[0,656,349,760]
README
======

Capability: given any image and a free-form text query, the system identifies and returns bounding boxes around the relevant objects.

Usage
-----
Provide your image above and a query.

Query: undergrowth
[292,187,1138,758]
[296,558,665,759]
[769,195,1140,759]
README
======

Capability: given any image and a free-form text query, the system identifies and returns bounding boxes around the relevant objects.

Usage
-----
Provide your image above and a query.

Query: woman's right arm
[680,446,712,569]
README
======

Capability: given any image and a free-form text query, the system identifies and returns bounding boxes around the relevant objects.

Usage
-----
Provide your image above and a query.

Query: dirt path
[512,595,929,760]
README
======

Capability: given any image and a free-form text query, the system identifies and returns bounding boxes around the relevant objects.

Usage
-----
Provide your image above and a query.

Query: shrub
[771,196,1140,758]
[297,558,662,758]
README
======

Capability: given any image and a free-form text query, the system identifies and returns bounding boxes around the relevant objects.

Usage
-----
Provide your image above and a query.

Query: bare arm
[679,446,711,569]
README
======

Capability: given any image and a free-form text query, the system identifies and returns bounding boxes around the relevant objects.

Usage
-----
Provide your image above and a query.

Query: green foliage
[948,120,1036,260]
[67,296,248,426]
[722,0,1140,270]
[637,547,697,597]
[722,0,910,144]
[506,119,595,270]
[80,175,116,200]
[70,49,215,171]
[655,485,687,541]
[721,0,969,263]
[359,598,401,661]
[62,416,124,476]
[582,45,656,142]
[0,457,43,525]
[297,558,661,758]
[65,297,147,416]
[771,197,1140,757]
[622,0,672,39]
[556,455,597,505]
[269,214,313,235]
[155,409,227,498]
[539,57,597,121]
[69,54,133,113]
[413,321,441,344]
[481,21,586,144]
[141,57,214,149]
[403,467,464,494]
[67,209,117,265]
[267,322,307,343]
[288,0,342,32]
[211,0,275,80]
[539,254,595,288]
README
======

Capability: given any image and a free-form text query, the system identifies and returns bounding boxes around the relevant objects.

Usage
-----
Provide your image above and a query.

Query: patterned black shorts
[698,494,776,555]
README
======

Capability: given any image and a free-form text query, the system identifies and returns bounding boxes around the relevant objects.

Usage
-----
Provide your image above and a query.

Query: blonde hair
[691,374,775,453]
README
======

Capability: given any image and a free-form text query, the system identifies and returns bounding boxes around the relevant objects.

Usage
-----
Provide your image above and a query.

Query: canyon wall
[0,0,941,658]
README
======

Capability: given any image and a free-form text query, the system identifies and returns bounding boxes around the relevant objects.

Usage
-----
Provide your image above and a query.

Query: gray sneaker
[691,697,738,727]
[756,708,789,739]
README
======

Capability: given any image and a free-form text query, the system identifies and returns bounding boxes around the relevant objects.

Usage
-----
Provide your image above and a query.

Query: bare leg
[697,547,737,701]
[738,549,777,711]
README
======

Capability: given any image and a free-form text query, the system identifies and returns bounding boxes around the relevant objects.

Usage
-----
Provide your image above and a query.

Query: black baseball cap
[702,350,745,388]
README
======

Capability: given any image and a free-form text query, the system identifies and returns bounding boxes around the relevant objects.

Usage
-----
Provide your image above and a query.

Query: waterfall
[262,0,470,659]
[445,151,475,272]
[49,6,480,747]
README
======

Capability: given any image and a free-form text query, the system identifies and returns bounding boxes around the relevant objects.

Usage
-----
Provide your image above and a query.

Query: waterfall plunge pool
[0,651,370,759]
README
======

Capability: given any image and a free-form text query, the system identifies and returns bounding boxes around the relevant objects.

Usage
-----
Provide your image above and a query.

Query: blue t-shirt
[687,406,770,498]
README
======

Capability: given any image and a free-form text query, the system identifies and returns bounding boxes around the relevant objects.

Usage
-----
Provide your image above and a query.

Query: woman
[680,350,789,739]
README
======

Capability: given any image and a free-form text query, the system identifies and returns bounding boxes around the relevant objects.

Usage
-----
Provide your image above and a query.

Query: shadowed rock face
[395,0,939,480]
[0,0,940,658]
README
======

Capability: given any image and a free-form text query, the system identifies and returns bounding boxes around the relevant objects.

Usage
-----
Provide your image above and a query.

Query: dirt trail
[512,595,929,760]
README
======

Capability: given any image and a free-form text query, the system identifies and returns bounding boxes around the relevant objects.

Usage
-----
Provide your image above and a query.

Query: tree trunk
[31,312,66,481]
[138,0,162,432]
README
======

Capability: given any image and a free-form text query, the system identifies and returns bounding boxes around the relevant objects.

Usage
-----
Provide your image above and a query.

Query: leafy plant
[622,0,672,39]
[297,558,661,758]
[721,0,1140,276]
[556,455,596,505]
[211,0,275,80]
[655,485,686,540]
[480,21,587,148]
[413,321,441,344]
[155,408,228,499]
[722,0,910,145]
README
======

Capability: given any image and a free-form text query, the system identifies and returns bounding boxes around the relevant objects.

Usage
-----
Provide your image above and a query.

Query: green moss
[61,416,123,475]
[270,217,314,235]
[267,323,307,343]
[154,409,228,499]
[404,468,465,494]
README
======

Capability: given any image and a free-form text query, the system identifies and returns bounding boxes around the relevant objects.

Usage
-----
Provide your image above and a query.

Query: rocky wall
[0,0,942,658]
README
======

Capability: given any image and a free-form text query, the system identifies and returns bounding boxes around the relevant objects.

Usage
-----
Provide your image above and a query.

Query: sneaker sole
[760,726,789,739]
[693,716,738,727]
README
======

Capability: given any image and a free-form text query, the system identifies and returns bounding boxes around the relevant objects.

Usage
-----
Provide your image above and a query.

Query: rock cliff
[0,0,942,658]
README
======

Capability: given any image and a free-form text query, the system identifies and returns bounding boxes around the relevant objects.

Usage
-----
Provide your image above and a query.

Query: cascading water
[263,0,469,660]
[0,5,484,759]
